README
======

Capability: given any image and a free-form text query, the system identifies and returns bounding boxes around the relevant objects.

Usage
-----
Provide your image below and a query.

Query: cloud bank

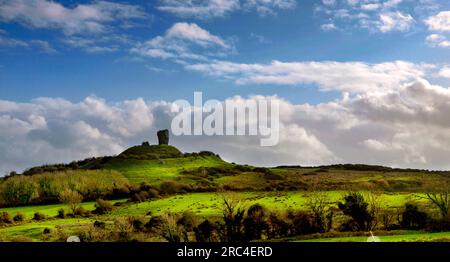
[2,78,450,174]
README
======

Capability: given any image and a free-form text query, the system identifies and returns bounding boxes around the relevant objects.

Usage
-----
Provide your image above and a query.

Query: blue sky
[1,0,449,104]
[3,0,450,173]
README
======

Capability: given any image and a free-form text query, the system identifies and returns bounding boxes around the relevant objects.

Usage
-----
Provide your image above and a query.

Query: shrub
[59,189,83,214]
[267,212,290,239]
[148,189,160,199]
[159,181,183,195]
[194,219,216,242]
[13,213,25,222]
[114,218,134,242]
[401,204,428,229]
[74,207,90,217]
[159,214,183,242]
[94,220,106,229]
[33,212,46,221]
[338,192,373,231]
[1,212,12,224]
[287,211,315,235]
[0,176,37,206]
[145,216,165,232]
[43,228,51,234]
[243,204,268,241]
[94,199,113,214]
[177,211,198,232]
[57,208,65,218]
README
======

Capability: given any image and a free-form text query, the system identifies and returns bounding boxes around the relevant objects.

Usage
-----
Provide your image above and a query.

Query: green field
[1,144,450,242]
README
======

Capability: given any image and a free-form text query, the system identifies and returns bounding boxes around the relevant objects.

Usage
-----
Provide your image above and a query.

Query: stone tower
[157,129,169,145]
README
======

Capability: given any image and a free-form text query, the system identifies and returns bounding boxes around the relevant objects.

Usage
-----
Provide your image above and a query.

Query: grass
[0,199,126,219]
[118,144,182,160]
[0,218,94,241]
[299,231,450,242]
[103,155,230,184]
[110,191,427,218]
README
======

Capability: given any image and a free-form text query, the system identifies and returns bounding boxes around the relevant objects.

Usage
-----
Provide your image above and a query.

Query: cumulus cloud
[185,60,430,93]
[131,22,232,62]
[156,0,296,18]
[426,11,450,32]
[4,78,450,174]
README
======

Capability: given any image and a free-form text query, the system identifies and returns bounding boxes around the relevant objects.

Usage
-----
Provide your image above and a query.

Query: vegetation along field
[2,140,450,242]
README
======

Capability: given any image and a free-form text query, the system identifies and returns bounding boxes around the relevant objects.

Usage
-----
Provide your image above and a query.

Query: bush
[74,207,90,217]
[43,228,51,234]
[159,181,183,195]
[267,212,290,239]
[1,212,12,224]
[129,217,145,232]
[194,219,216,242]
[148,189,160,199]
[94,199,113,214]
[131,191,149,202]
[57,208,65,218]
[287,211,316,235]
[177,211,198,232]
[401,204,428,229]
[13,213,25,222]
[94,220,106,229]
[145,216,165,232]
[33,212,46,221]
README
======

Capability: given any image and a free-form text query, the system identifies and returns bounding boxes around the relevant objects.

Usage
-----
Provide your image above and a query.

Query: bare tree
[218,194,245,242]
[365,192,382,230]
[422,192,450,220]
[306,191,333,232]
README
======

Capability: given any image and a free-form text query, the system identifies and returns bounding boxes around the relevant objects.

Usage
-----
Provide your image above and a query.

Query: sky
[2,0,450,174]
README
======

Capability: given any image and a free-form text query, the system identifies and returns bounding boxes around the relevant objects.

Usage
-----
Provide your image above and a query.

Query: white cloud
[0,0,148,35]
[156,0,296,18]
[166,22,229,48]
[317,0,423,33]
[4,79,450,173]
[426,34,450,48]
[0,31,56,53]
[426,11,450,32]
[186,60,429,93]
[378,11,414,32]
[321,23,337,31]
[439,66,450,79]
[131,22,232,62]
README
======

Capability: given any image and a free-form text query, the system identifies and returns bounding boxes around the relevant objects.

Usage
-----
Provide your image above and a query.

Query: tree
[306,191,333,232]
[338,192,373,231]
[243,204,268,240]
[58,189,83,214]
[422,192,450,220]
[218,195,245,242]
